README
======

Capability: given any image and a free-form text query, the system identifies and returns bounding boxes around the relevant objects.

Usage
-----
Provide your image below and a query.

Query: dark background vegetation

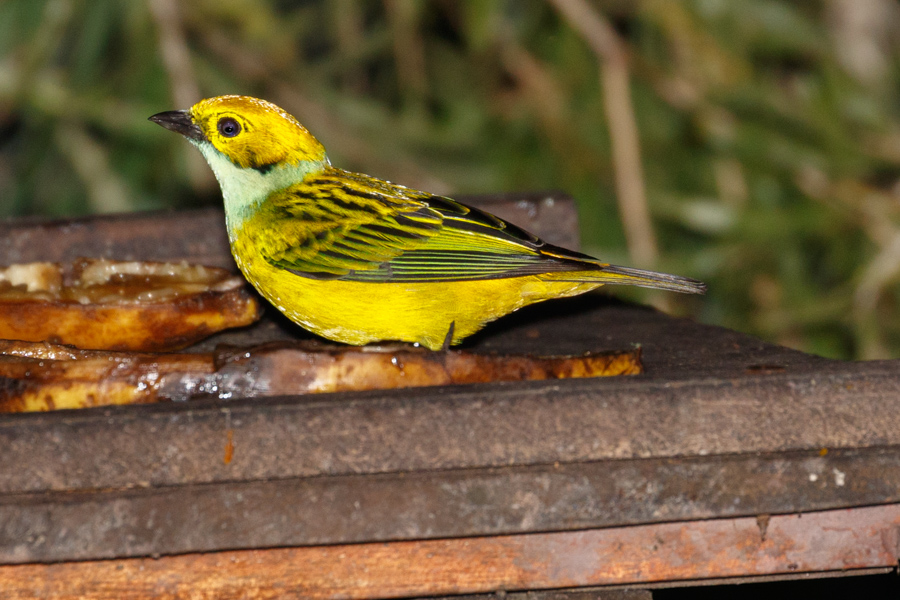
[2,0,900,360]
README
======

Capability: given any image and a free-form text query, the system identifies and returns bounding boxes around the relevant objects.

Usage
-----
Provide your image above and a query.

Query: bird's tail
[543,263,706,295]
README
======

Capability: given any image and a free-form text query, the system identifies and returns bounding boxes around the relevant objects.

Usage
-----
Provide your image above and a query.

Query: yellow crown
[191,95,326,170]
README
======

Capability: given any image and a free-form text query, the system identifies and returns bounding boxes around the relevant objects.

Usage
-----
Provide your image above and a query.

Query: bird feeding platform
[0,193,898,599]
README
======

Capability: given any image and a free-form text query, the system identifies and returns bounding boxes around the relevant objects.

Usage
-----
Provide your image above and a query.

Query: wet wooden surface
[1,194,899,598]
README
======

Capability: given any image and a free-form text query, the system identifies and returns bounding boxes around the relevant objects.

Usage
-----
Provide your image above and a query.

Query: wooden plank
[4,446,900,563]
[0,209,236,270]
[3,199,899,586]
[1,504,898,599]
[0,357,897,495]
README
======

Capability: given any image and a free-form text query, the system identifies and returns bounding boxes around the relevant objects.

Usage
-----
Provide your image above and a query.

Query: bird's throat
[195,141,327,238]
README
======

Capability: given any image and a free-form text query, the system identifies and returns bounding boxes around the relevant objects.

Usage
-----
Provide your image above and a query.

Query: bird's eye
[217,117,241,138]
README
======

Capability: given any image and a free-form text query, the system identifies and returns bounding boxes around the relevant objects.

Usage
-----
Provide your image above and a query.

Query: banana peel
[0,340,642,413]
[0,259,261,351]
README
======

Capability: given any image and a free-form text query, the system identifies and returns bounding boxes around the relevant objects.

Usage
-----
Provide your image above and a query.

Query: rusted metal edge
[632,566,895,590]
[423,572,900,600]
[1,361,899,494]
[1,504,898,600]
[422,589,652,600]
[2,446,900,564]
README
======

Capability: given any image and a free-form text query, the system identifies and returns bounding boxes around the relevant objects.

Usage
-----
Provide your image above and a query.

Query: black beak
[149,110,206,142]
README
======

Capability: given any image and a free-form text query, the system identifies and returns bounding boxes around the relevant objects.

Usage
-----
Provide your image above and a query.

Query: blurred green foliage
[2,0,900,359]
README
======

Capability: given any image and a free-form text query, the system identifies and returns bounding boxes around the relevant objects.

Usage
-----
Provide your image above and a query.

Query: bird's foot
[441,321,456,352]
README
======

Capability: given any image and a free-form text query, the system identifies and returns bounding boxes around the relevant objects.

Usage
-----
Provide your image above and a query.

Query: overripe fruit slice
[0,339,642,412]
[0,259,261,351]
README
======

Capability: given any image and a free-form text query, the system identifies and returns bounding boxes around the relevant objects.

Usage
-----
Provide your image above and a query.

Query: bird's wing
[258,169,596,281]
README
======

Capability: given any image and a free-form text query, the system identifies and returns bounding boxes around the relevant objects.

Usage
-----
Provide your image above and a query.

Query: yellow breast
[230,222,601,350]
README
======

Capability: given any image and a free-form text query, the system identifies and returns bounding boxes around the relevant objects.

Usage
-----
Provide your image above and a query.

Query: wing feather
[254,167,599,282]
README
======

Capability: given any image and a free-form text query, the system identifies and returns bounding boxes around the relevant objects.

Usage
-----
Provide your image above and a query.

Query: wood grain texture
[1,356,897,496]
[2,202,899,597]
[6,446,900,563]
[1,504,898,599]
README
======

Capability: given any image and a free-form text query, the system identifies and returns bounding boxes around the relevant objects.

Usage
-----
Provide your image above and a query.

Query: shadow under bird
[150,95,705,350]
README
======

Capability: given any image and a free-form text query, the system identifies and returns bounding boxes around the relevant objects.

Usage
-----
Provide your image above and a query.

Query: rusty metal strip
[1,504,898,599]
[3,446,900,564]
[423,590,652,600]
[1,360,899,495]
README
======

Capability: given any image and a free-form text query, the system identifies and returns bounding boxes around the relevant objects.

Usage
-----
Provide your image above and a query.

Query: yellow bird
[150,96,704,350]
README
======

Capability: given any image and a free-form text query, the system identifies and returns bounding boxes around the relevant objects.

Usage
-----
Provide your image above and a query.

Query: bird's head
[151,96,330,228]
[150,95,327,171]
